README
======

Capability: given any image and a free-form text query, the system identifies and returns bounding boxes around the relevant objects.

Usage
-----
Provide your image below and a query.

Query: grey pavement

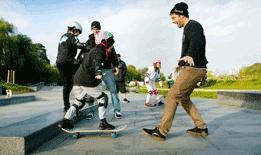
[31,92,261,155]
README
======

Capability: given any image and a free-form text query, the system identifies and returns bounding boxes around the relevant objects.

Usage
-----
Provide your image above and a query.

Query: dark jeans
[57,62,75,109]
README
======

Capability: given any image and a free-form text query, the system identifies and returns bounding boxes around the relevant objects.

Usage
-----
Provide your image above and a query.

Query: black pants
[116,81,127,93]
[57,62,76,109]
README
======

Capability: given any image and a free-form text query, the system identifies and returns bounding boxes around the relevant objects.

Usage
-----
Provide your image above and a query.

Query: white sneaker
[86,111,94,120]
[115,112,122,119]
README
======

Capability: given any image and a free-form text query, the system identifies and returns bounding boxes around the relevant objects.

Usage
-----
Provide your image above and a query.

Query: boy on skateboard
[144,59,164,107]
[60,31,116,130]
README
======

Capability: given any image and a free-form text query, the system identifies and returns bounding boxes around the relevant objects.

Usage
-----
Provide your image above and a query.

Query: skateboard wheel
[111,132,117,138]
[73,133,80,139]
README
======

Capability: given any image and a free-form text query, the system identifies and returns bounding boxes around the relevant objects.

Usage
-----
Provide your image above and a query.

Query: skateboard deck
[59,125,127,138]
[151,95,166,106]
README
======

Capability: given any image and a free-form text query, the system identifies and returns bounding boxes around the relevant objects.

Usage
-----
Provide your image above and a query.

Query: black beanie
[170,2,189,18]
[91,21,101,30]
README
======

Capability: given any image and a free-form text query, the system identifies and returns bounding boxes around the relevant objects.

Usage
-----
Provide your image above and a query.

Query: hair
[169,2,189,18]
[91,21,101,30]
[107,37,115,47]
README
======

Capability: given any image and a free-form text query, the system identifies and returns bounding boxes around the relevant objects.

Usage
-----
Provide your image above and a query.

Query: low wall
[29,82,45,91]
[217,91,261,110]
[0,95,36,106]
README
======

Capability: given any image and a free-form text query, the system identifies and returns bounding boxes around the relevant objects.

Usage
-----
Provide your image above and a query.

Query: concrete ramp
[0,86,97,155]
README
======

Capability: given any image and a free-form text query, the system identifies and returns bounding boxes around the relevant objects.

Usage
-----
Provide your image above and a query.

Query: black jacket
[115,60,127,82]
[181,20,208,68]
[73,45,105,87]
[56,32,84,65]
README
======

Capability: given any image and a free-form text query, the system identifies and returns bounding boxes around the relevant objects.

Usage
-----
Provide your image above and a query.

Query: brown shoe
[142,127,166,141]
[186,127,208,136]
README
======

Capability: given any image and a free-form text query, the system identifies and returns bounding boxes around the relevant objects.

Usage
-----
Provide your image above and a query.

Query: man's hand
[174,65,181,72]
[95,75,102,79]
[113,67,119,75]
[179,56,194,66]
[144,77,149,84]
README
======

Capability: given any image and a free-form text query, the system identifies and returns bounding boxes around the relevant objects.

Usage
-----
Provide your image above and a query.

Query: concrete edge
[217,91,261,110]
[0,95,36,106]
[0,105,98,155]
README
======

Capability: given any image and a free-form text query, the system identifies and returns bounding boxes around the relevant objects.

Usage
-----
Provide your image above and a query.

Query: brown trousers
[159,66,207,136]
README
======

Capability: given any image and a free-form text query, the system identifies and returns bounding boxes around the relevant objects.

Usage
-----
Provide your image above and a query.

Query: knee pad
[97,92,108,108]
[72,104,81,113]
[153,89,158,95]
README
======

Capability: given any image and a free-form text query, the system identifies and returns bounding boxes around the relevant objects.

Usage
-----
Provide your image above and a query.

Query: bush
[204,79,217,87]
[0,82,33,94]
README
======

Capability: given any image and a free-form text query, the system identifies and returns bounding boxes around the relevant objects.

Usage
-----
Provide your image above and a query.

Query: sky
[0,0,261,76]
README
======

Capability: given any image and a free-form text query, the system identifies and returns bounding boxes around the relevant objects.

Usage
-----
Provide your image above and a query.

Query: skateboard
[151,95,166,106]
[59,125,127,139]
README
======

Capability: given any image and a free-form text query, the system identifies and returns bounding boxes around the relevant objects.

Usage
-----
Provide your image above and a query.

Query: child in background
[144,59,164,107]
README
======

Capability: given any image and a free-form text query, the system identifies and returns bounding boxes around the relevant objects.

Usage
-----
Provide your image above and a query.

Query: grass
[136,87,218,99]
[136,78,261,99]
[204,79,261,90]
[191,90,217,99]
[0,82,33,94]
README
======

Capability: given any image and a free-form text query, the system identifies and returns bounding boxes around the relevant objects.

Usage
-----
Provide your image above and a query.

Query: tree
[239,63,261,79]
[0,18,59,85]
[126,65,141,82]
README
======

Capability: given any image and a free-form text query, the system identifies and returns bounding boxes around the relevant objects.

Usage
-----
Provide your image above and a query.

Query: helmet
[68,21,82,33]
[153,59,161,64]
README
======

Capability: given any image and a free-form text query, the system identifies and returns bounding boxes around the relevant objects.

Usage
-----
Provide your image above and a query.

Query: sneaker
[99,118,115,130]
[157,101,164,106]
[145,102,153,107]
[186,127,208,136]
[86,111,94,120]
[142,127,166,141]
[60,119,74,129]
[123,98,130,103]
[115,112,122,119]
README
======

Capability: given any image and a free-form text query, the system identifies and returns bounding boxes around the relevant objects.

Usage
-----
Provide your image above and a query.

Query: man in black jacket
[60,32,116,130]
[143,2,208,140]
[56,21,85,112]
[115,54,130,103]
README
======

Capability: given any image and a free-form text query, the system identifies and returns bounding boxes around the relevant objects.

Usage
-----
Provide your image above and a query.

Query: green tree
[126,65,139,82]
[239,63,261,79]
[0,18,59,85]
[137,67,148,81]
[160,72,166,81]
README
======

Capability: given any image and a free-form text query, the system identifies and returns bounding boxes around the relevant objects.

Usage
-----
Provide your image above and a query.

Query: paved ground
[31,92,261,155]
